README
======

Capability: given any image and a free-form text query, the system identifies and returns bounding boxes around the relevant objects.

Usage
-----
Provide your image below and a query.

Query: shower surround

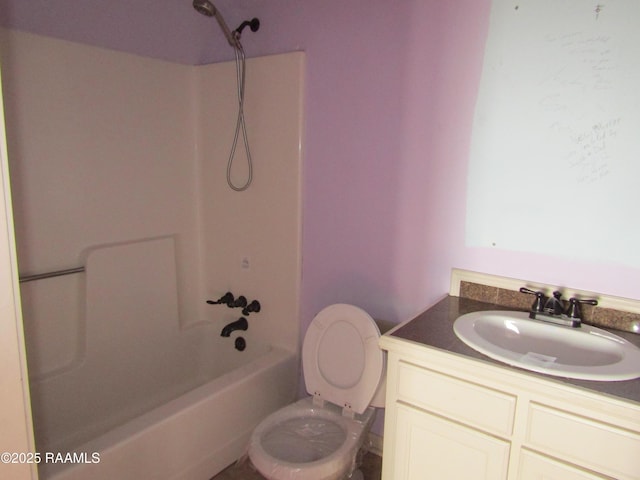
[0,29,303,479]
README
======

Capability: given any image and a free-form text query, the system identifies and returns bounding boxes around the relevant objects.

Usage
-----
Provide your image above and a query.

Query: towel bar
[19,266,85,283]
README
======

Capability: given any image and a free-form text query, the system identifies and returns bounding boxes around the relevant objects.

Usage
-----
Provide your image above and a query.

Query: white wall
[195,52,304,352]
[1,28,201,326]
[0,28,303,456]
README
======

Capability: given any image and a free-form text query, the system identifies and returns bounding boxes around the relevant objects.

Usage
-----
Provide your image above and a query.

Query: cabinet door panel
[394,403,510,480]
[518,450,613,480]
[526,403,640,480]
[397,360,516,436]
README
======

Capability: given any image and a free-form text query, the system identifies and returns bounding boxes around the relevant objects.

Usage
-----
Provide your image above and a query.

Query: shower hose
[227,40,253,192]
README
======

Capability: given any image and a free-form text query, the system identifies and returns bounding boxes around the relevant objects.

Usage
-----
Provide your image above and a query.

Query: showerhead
[193,0,260,49]
[193,0,237,48]
[193,0,216,17]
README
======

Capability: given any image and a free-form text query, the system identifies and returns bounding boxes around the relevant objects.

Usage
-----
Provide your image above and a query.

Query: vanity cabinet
[380,336,640,480]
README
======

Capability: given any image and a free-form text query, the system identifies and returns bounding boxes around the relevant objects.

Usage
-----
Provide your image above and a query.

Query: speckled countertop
[390,296,640,405]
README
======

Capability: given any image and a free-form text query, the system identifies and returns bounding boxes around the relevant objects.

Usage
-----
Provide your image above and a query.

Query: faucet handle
[206,292,248,309]
[519,287,547,312]
[207,291,235,305]
[566,297,598,319]
[242,299,261,316]
[231,295,248,309]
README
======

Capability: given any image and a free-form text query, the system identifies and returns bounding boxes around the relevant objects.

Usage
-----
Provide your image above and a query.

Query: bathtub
[37,346,298,480]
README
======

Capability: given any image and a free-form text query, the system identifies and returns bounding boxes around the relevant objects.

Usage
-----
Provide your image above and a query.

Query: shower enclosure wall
[0,29,304,479]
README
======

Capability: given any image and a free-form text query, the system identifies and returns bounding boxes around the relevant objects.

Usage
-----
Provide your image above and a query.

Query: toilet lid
[303,304,383,414]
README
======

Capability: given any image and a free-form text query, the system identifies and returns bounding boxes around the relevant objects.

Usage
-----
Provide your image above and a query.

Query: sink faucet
[519,287,598,328]
[544,291,565,315]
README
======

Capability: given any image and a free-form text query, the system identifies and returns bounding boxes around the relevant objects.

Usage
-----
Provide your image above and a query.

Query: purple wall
[2,0,639,337]
[298,0,494,331]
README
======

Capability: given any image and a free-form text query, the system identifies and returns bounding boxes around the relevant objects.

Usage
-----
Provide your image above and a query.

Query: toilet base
[248,397,376,480]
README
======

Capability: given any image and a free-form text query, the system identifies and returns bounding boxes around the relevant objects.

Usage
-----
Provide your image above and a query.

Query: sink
[453,310,640,381]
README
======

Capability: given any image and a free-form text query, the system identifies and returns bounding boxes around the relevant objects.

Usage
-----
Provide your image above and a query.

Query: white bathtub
[38,346,298,480]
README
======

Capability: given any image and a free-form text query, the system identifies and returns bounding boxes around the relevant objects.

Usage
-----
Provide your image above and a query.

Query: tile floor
[211,451,382,480]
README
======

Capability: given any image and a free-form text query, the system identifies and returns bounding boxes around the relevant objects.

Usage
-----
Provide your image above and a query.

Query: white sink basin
[453,310,640,381]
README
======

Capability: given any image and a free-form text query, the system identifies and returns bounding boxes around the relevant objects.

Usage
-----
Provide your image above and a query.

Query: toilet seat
[303,304,383,414]
[248,397,375,480]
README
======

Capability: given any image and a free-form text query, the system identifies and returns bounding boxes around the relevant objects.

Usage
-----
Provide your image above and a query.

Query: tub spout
[221,317,248,337]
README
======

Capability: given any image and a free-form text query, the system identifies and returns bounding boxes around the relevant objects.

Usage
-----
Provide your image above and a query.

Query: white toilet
[248,304,386,480]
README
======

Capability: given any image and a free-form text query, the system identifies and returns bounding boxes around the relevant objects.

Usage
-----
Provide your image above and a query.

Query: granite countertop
[390,296,640,405]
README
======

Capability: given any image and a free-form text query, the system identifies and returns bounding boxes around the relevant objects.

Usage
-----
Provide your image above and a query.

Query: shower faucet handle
[207,292,235,306]
[242,300,261,316]
[207,292,246,308]
[231,296,248,309]
[207,293,254,310]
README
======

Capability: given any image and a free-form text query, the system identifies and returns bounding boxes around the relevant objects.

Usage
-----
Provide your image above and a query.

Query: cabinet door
[518,450,613,480]
[392,403,510,480]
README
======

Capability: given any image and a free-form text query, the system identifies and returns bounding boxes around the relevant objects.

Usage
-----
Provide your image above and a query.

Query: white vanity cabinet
[380,336,640,480]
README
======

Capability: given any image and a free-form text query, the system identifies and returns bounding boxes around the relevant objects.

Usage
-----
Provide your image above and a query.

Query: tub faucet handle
[207,292,235,306]
[242,300,261,316]
[231,295,248,309]
[206,292,248,309]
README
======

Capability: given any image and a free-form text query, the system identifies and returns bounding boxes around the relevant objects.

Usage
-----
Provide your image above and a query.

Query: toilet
[248,304,387,480]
